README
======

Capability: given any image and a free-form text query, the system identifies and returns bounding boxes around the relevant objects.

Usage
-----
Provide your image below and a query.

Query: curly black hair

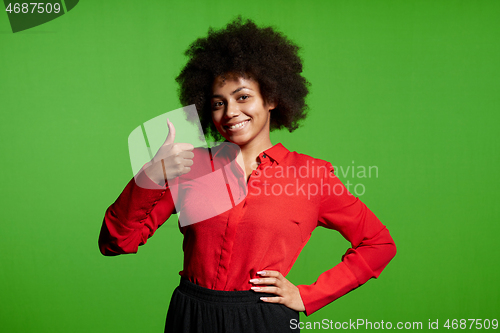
[176,16,310,141]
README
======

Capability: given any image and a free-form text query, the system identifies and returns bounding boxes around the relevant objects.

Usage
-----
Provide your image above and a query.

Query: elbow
[382,228,397,263]
[98,230,140,257]
[98,232,136,256]
[98,215,144,257]
[379,225,397,263]
[389,226,397,258]
[372,227,397,272]
[388,238,397,262]
[99,247,114,256]
[98,243,121,256]
[98,223,125,256]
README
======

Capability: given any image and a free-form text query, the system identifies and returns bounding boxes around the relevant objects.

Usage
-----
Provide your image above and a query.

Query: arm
[296,163,397,315]
[99,119,193,256]
[98,166,176,256]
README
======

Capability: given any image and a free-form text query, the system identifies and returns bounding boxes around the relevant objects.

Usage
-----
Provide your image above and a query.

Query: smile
[225,119,250,131]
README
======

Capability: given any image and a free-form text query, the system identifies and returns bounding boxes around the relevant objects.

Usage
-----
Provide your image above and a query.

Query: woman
[99,17,396,332]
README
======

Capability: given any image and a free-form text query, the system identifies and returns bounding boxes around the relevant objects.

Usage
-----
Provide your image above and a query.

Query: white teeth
[228,120,249,130]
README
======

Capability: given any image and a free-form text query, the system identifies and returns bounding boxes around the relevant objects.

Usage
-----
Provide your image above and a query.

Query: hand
[249,270,306,312]
[144,119,195,184]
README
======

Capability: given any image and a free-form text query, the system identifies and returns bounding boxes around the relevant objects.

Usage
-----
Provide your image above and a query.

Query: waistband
[177,277,277,304]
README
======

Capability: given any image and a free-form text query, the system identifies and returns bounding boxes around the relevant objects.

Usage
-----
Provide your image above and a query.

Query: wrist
[144,162,166,186]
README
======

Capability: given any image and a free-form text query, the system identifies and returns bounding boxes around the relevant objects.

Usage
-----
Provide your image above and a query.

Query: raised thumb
[164,118,176,145]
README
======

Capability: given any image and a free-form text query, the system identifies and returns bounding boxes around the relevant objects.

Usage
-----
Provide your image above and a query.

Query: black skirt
[165,277,300,333]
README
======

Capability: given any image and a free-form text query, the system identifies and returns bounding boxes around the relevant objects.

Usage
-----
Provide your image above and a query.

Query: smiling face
[211,75,275,149]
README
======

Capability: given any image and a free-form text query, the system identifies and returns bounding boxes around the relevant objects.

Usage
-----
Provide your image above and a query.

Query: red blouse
[99,143,396,315]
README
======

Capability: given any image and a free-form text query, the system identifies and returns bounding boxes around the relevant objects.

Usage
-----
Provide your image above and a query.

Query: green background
[1,0,499,332]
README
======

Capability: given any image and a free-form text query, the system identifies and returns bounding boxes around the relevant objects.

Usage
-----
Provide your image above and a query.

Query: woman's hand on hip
[249,270,306,312]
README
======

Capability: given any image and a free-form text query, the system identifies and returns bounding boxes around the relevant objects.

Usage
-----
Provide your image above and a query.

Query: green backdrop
[1,1,498,332]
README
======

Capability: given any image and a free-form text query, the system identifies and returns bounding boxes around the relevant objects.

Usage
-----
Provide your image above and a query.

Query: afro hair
[176,16,310,141]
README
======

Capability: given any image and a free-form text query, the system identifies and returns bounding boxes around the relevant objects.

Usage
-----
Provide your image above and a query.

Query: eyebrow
[211,86,251,98]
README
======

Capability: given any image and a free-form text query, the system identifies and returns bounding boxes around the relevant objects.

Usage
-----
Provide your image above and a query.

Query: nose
[224,101,240,118]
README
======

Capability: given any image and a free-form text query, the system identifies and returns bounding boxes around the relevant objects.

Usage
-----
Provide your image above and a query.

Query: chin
[225,138,246,146]
[224,135,250,147]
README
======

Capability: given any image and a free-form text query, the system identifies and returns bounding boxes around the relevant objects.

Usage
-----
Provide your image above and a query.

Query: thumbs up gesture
[144,119,195,184]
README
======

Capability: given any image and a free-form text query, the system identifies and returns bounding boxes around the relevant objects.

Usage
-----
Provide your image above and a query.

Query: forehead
[212,74,260,93]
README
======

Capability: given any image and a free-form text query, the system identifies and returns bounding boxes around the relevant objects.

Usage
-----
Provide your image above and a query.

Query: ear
[267,100,277,111]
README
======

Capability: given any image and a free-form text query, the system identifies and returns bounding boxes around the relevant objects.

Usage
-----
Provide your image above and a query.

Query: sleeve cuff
[297,262,359,316]
[134,164,169,190]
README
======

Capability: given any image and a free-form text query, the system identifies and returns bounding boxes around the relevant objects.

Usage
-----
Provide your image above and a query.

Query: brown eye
[213,101,224,109]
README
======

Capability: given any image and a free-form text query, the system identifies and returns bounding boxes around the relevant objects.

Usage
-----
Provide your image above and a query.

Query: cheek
[247,106,268,121]
[241,102,259,116]
[211,113,226,133]
[211,112,220,126]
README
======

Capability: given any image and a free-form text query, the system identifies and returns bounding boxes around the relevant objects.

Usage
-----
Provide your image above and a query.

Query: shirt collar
[210,142,289,164]
[262,143,289,164]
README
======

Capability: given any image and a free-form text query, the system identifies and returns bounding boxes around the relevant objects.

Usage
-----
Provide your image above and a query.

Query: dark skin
[211,75,274,181]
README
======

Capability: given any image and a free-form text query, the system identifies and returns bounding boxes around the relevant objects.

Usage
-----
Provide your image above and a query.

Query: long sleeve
[98,167,176,256]
[296,163,397,316]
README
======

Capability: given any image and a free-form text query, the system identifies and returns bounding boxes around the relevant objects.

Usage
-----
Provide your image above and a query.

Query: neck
[239,135,273,165]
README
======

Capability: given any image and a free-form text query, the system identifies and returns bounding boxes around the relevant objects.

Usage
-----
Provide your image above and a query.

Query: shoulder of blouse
[280,148,333,170]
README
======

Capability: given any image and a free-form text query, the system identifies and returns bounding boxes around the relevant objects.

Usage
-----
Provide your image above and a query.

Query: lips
[224,119,250,131]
